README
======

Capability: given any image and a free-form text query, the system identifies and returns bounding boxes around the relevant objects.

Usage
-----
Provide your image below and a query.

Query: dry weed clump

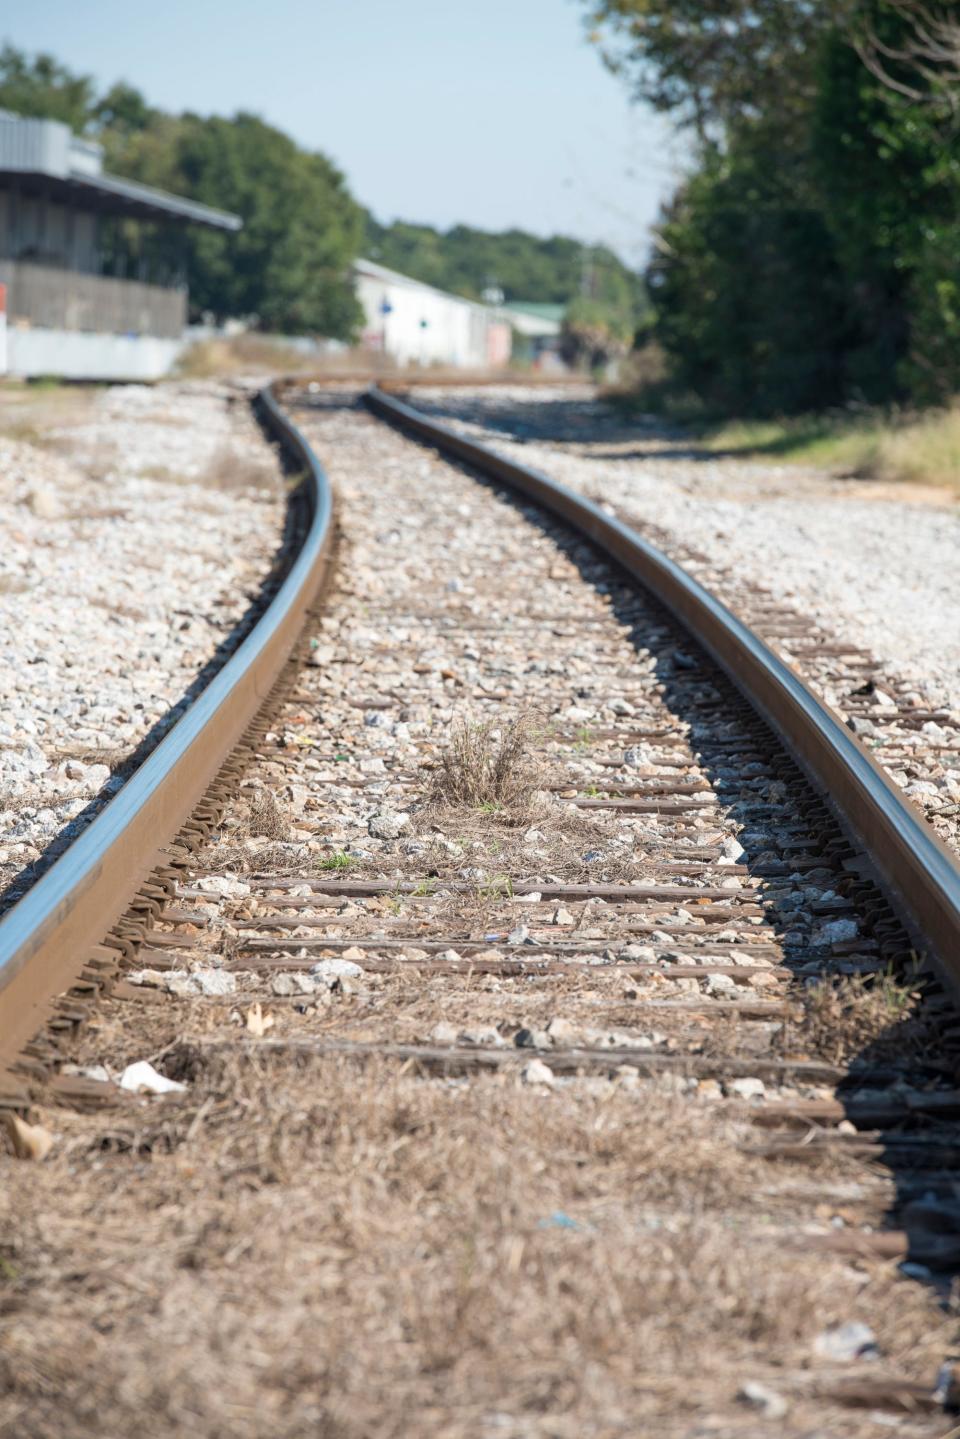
[250,840,307,871]
[0,382,93,447]
[429,714,542,815]
[175,335,319,379]
[176,334,380,381]
[198,835,305,874]
[246,787,290,840]
[785,971,926,1066]
[200,444,278,493]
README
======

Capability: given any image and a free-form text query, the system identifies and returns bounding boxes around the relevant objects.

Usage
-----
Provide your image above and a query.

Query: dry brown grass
[131,446,277,494]
[199,444,278,493]
[84,598,147,623]
[783,971,928,1066]
[176,335,380,381]
[429,714,542,814]
[176,335,316,379]
[245,788,291,841]
[0,381,95,445]
[0,1045,951,1439]
[46,743,127,769]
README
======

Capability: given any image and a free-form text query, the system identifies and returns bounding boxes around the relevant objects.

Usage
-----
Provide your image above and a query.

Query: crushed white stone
[0,380,283,905]
[410,386,960,707]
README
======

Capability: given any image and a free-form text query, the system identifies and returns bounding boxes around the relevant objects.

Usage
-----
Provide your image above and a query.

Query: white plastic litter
[118,1061,187,1095]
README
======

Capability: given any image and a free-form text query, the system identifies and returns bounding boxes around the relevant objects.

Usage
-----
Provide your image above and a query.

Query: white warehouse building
[353,257,512,370]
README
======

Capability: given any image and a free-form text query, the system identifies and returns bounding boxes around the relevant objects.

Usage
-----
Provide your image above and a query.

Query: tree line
[585,1,960,413]
[365,217,645,356]
[0,44,643,347]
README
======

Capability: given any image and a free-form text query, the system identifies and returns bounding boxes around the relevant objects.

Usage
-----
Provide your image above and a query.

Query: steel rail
[366,384,960,985]
[0,384,334,1079]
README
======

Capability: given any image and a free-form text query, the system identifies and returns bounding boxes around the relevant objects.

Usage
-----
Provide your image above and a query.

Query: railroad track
[3,381,960,1434]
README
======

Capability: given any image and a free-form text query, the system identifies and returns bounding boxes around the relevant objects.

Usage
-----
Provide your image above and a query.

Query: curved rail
[365,384,960,986]
[0,384,334,1081]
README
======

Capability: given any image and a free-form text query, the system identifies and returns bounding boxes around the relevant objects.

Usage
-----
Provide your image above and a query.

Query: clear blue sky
[4,0,684,267]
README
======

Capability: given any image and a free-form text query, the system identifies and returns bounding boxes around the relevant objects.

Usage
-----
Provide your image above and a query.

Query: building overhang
[0,113,241,231]
[0,166,242,230]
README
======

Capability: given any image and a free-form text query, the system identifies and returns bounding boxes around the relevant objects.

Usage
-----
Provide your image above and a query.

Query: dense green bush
[586,1,960,413]
[652,149,849,414]
[103,113,365,334]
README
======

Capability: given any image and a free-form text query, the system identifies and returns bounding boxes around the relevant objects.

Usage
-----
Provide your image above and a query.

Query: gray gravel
[0,380,283,902]
[410,385,960,706]
[408,385,960,851]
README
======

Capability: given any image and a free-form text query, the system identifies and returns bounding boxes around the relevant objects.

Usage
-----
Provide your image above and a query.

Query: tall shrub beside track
[586,0,960,413]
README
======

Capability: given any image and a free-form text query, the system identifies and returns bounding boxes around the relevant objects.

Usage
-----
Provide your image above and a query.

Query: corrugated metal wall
[356,269,505,368]
[0,191,99,273]
[0,261,185,338]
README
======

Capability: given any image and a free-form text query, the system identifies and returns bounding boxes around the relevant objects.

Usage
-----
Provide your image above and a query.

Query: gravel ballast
[408,385,960,699]
[0,380,284,909]
[408,385,960,852]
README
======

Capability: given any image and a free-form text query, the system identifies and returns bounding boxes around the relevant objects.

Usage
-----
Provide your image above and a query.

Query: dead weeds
[429,714,542,816]
[199,444,277,493]
[782,970,930,1066]
[246,788,291,841]
[0,1052,953,1438]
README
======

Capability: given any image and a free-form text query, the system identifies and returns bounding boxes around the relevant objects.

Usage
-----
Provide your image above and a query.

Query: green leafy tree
[562,294,638,369]
[813,9,960,400]
[584,0,829,141]
[107,112,364,333]
[652,144,849,413]
[0,44,95,130]
[584,0,960,411]
[93,82,157,135]
[365,216,645,315]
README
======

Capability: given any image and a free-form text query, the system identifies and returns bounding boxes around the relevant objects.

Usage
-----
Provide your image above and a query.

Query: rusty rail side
[365,384,960,984]
[0,384,334,1078]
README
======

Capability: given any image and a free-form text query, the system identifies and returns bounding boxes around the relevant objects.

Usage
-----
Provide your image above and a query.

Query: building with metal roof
[501,301,564,368]
[0,112,241,380]
[502,302,564,337]
[353,258,512,370]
